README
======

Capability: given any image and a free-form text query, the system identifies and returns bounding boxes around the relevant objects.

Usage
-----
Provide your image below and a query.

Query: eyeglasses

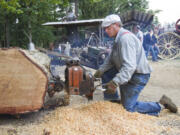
[105,23,116,31]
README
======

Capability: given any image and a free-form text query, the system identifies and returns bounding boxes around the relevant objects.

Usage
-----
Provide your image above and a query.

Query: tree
[0,0,69,48]
[17,0,69,49]
[78,0,149,19]
[0,0,22,47]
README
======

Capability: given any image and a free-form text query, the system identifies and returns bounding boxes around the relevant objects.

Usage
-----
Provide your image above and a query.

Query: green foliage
[78,0,149,19]
[79,0,113,19]
[115,0,149,13]
[0,0,23,14]
[32,26,56,48]
[0,0,69,48]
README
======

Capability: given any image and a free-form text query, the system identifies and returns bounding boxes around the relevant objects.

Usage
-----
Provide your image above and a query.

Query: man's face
[132,26,138,33]
[105,23,118,37]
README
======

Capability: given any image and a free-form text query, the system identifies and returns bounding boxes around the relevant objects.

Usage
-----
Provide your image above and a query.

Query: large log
[0,48,48,114]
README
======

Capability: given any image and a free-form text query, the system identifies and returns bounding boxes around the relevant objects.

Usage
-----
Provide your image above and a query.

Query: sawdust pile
[0,101,174,135]
[39,101,161,135]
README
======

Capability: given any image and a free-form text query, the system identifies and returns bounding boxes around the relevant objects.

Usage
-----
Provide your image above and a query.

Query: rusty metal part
[65,64,83,95]
[47,76,64,97]
[65,59,98,100]
[66,58,80,66]
[176,18,180,34]
[79,71,94,96]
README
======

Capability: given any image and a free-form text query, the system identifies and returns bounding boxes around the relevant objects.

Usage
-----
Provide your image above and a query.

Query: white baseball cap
[102,14,122,28]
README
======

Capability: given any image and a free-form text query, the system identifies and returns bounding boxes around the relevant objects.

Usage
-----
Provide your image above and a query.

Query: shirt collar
[115,27,124,43]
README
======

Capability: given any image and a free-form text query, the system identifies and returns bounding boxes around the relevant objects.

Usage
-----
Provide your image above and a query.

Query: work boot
[159,95,178,113]
[110,100,121,104]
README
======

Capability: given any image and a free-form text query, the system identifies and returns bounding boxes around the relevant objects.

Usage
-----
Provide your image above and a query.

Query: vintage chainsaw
[37,47,104,102]
[47,58,104,102]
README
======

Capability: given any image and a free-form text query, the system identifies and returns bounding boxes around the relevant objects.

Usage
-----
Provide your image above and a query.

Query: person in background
[132,24,144,45]
[94,14,177,116]
[64,42,71,56]
[58,44,62,53]
[144,29,158,62]
[49,42,54,51]
[153,43,160,59]
[153,27,160,59]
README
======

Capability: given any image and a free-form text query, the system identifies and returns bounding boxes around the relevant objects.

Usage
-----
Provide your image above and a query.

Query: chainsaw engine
[48,58,95,100]
[65,59,95,100]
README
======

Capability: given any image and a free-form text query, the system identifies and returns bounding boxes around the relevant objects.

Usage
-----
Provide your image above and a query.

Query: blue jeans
[146,45,157,61]
[102,67,161,116]
[102,68,120,101]
[154,45,160,59]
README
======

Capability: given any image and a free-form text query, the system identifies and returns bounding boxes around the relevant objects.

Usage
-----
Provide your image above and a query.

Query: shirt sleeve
[113,35,137,85]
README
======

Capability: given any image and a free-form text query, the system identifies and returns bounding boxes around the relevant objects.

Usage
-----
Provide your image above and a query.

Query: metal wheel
[157,32,180,60]
[175,18,180,33]
[96,52,109,68]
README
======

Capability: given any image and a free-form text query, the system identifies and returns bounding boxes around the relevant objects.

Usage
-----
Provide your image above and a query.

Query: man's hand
[94,70,103,78]
[104,80,118,94]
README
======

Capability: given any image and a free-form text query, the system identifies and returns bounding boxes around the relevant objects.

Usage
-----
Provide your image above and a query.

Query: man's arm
[113,35,137,85]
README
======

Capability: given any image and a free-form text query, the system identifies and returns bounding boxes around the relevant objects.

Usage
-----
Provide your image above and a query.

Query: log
[0,48,48,114]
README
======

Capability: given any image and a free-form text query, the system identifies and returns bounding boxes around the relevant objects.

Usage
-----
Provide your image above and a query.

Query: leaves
[78,0,150,19]
[0,0,23,14]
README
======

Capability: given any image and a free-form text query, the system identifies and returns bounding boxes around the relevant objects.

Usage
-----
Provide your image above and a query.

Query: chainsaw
[47,57,105,102]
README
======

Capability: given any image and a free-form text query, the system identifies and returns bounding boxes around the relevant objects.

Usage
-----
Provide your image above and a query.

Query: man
[132,24,144,45]
[94,14,177,116]
[145,28,158,61]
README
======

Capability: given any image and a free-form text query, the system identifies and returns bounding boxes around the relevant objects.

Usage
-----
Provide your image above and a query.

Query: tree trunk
[24,20,35,51]
[75,0,78,19]
[28,21,32,43]
[28,21,35,51]
[5,16,10,48]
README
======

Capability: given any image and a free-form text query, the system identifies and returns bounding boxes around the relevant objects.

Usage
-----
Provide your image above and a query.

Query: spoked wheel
[157,32,180,60]
[175,19,180,33]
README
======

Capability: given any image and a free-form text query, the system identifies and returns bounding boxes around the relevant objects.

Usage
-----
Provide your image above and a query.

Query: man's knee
[122,103,136,112]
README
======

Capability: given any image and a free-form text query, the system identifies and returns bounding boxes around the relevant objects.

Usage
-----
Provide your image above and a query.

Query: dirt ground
[0,59,180,135]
